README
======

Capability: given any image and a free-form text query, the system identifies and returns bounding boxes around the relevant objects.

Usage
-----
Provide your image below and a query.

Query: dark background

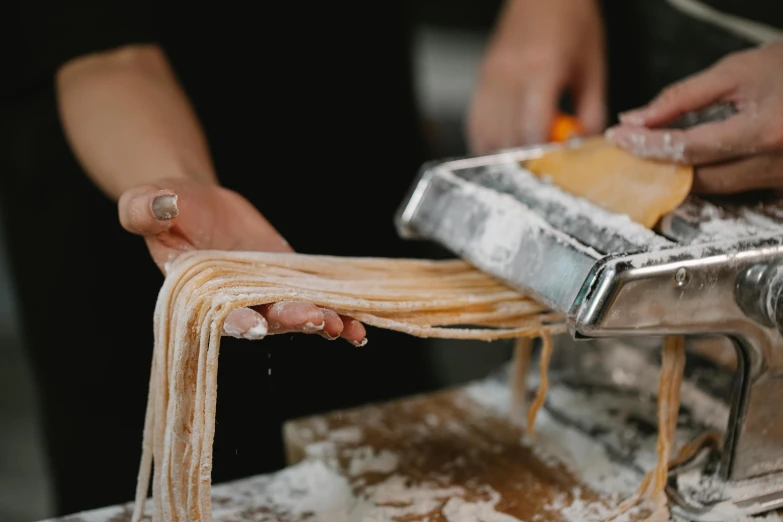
[0,4,509,520]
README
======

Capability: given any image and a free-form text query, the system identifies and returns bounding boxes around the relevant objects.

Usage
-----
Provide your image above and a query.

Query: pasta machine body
[395,143,783,520]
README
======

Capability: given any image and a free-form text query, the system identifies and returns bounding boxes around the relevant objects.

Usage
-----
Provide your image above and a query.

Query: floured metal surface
[398,160,601,312]
[454,161,672,255]
[397,148,783,508]
[659,196,778,244]
[396,153,783,310]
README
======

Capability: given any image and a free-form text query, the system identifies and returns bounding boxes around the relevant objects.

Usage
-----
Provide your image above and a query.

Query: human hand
[118,179,367,345]
[467,0,606,154]
[606,41,783,194]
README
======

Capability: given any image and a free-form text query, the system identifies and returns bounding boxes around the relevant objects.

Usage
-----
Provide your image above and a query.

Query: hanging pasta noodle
[131,251,565,522]
[130,252,692,522]
[605,336,687,521]
[525,139,697,520]
[526,331,553,438]
[510,337,533,426]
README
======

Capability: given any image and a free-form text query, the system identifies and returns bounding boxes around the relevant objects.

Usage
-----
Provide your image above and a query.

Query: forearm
[493,0,599,41]
[56,44,217,200]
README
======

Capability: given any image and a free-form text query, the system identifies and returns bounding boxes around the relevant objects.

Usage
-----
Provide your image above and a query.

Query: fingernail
[151,194,179,220]
[349,338,368,347]
[302,321,325,333]
[320,332,339,341]
[223,308,268,340]
[523,123,545,145]
[619,110,646,126]
[268,302,324,329]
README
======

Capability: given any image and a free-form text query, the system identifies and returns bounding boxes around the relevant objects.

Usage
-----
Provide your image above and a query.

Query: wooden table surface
[43,368,642,522]
[48,334,764,522]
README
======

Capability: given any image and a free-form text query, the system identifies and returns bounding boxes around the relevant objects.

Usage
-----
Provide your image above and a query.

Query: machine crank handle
[735,263,783,337]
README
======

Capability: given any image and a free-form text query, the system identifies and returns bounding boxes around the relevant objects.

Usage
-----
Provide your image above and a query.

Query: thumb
[519,79,561,145]
[118,185,179,236]
[692,154,783,195]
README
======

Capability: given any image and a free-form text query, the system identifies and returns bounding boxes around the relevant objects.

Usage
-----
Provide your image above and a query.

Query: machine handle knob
[735,263,783,337]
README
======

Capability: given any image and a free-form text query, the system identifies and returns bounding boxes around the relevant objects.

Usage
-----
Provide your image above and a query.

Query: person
[5,0,776,516]
[0,3,444,516]
[468,0,783,194]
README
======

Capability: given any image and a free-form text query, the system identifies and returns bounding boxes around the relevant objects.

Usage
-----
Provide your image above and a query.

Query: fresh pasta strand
[510,337,533,426]
[605,335,687,522]
[523,137,696,521]
[131,251,564,522]
[132,249,696,522]
[668,430,722,471]
[526,331,554,438]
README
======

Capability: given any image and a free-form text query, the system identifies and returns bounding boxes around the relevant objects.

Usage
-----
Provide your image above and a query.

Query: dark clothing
[1,3,435,516]
[4,0,783,517]
[701,0,783,25]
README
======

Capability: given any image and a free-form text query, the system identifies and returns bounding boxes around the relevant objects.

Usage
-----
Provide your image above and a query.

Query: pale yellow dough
[525,137,693,228]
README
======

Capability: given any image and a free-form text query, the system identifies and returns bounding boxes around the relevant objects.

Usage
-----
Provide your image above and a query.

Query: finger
[518,80,560,145]
[692,153,783,195]
[605,125,687,162]
[466,90,489,155]
[144,239,183,276]
[258,301,325,334]
[467,84,517,154]
[466,80,496,154]
[318,308,344,340]
[618,65,734,128]
[574,62,606,135]
[339,316,367,347]
[118,186,180,236]
[605,118,757,165]
[222,308,269,340]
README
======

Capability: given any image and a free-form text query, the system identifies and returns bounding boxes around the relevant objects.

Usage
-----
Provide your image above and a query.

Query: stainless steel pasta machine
[394,130,783,520]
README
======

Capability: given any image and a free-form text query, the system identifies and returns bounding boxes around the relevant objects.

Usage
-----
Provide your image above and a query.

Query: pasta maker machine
[395,132,783,519]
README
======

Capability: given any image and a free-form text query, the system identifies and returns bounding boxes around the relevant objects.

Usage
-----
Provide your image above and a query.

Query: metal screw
[674,267,688,287]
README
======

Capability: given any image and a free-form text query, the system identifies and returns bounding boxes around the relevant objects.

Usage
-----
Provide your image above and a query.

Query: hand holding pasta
[117,180,367,345]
